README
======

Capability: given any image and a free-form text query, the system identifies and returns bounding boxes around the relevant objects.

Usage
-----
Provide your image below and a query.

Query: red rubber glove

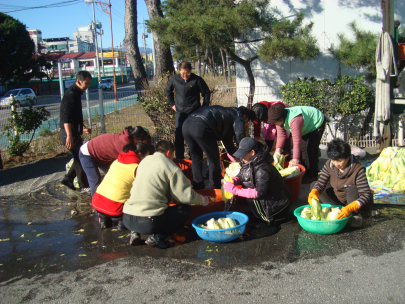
[308,189,320,206]
[337,201,360,219]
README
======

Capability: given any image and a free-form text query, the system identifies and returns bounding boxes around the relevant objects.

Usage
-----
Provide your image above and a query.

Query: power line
[3,0,82,13]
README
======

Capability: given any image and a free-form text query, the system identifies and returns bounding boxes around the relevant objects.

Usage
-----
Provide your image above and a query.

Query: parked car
[0,88,37,109]
[98,78,114,90]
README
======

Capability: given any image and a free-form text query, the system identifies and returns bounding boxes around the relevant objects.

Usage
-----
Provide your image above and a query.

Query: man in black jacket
[182,105,255,190]
[59,70,92,193]
[166,61,210,159]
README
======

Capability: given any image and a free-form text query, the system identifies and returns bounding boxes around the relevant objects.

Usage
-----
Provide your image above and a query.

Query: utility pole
[119,42,124,83]
[91,1,101,82]
[99,28,105,77]
[142,18,148,78]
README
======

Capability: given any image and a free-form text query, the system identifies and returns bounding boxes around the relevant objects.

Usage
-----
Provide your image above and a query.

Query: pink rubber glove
[224,182,258,198]
[232,176,241,185]
[227,153,236,162]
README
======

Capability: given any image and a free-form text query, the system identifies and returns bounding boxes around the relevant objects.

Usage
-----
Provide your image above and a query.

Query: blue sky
[1,0,152,51]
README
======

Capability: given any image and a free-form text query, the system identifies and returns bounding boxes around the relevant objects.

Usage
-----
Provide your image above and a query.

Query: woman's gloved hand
[308,188,320,206]
[227,153,236,163]
[337,201,360,219]
[307,189,320,206]
[288,159,299,167]
[224,181,238,195]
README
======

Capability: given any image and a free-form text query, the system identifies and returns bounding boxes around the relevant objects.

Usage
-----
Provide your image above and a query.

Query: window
[70,44,74,47]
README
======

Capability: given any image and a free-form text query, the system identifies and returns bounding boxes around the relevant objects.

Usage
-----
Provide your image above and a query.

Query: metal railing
[1,85,403,158]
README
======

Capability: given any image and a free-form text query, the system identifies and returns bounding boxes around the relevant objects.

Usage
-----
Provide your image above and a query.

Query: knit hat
[267,104,286,124]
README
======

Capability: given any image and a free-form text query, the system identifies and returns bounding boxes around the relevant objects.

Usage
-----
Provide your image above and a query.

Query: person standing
[268,104,325,184]
[166,61,210,159]
[182,105,255,190]
[59,71,92,194]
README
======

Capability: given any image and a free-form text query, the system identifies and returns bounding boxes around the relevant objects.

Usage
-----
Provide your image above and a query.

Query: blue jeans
[79,151,111,197]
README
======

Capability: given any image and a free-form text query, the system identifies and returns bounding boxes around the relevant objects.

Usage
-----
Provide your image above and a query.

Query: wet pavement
[1,153,405,302]
[1,176,405,284]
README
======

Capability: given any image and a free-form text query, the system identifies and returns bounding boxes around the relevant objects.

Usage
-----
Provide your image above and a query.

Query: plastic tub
[192,211,249,243]
[293,204,352,235]
[169,189,224,225]
[282,162,306,203]
[173,159,192,180]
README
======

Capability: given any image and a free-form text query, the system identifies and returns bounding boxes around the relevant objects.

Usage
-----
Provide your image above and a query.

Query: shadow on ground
[1,170,405,283]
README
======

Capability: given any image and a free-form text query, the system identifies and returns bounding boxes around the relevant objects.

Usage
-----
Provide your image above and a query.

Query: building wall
[235,0,405,103]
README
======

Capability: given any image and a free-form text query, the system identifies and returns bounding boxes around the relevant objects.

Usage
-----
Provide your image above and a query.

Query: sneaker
[129,231,141,246]
[80,187,91,195]
[61,176,76,191]
[145,234,172,249]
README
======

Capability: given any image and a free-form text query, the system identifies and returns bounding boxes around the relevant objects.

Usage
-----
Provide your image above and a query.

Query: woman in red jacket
[79,126,150,197]
[92,142,150,230]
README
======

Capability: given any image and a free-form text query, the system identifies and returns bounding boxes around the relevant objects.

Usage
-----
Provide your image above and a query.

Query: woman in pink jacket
[252,101,291,158]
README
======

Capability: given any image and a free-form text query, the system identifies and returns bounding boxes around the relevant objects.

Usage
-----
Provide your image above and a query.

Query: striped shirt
[313,156,372,208]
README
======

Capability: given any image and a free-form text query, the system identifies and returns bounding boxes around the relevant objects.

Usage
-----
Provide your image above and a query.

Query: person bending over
[123,140,211,249]
[92,142,150,230]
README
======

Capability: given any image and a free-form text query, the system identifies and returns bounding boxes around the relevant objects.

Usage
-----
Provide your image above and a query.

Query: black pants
[175,112,190,159]
[95,210,123,224]
[300,120,326,179]
[309,181,365,215]
[60,129,89,188]
[183,117,223,189]
[242,197,290,223]
[122,205,191,239]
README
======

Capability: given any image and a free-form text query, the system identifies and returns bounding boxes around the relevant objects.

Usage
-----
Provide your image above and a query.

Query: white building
[28,29,43,53]
[236,0,404,103]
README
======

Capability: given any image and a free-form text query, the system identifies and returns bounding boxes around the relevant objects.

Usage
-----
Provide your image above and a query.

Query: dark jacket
[190,105,246,151]
[59,84,84,136]
[166,73,210,115]
[237,145,291,219]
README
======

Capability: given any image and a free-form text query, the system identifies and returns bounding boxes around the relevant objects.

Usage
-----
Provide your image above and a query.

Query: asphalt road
[0,84,137,130]
[0,153,405,303]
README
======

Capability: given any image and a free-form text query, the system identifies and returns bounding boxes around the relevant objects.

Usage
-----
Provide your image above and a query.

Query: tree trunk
[196,44,201,76]
[202,48,209,77]
[226,52,232,82]
[223,46,257,108]
[123,0,148,91]
[145,0,175,80]
[220,48,227,82]
[210,46,216,77]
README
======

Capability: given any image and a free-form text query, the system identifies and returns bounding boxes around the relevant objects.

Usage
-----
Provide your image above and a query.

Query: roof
[33,53,63,61]
[60,52,85,60]
[78,52,96,59]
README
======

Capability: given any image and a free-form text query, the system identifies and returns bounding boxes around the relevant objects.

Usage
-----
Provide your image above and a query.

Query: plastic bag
[350,145,366,159]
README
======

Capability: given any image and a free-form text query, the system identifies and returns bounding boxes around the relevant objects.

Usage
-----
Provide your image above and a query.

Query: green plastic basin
[293,204,352,235]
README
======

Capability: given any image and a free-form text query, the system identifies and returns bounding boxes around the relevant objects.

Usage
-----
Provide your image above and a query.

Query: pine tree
[148,0,319,107]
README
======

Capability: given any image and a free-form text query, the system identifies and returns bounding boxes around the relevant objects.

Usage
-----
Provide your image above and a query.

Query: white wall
[236,0,405,103]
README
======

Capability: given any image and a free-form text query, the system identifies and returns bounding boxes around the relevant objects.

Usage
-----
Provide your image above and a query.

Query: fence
[1,85,403,159]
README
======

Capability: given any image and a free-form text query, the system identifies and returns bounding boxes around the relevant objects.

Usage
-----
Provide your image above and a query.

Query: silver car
[98,78,114,90]
[0,88,37,109]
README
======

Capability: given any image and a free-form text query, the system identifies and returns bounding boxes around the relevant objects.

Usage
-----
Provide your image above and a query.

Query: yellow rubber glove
[308,189,320,206]
[337,201,360,219]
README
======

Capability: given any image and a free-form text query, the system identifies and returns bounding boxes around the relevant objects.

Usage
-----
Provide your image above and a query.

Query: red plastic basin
[173,159,193,180]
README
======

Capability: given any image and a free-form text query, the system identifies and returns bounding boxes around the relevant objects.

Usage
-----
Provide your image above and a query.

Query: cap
[233,137,258,158]
[267,104,286,124]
